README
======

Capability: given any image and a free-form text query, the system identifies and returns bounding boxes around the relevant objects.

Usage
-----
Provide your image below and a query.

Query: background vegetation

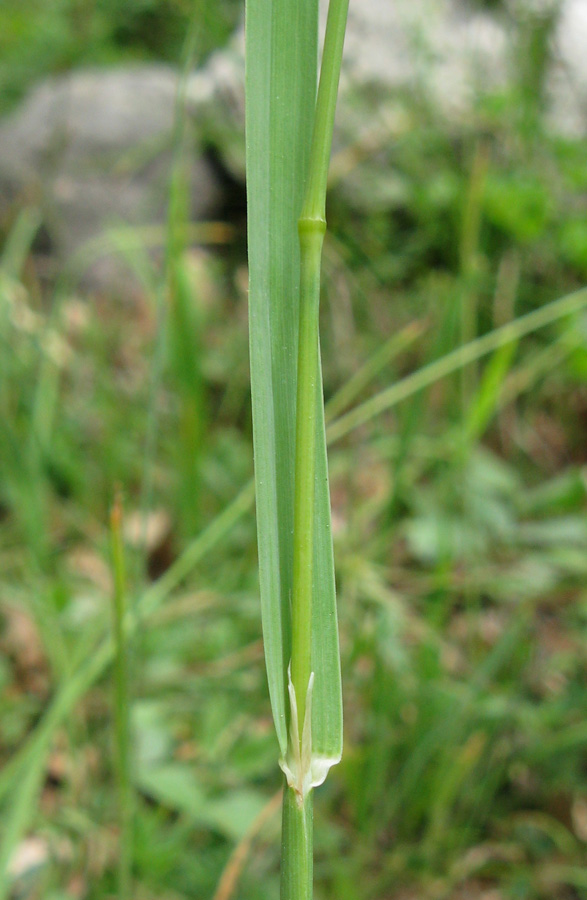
[0,0,241,113]
[1,1,587,899]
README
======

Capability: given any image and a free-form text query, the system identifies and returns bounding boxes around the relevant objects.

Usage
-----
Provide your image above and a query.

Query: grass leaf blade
[245,0,320,756]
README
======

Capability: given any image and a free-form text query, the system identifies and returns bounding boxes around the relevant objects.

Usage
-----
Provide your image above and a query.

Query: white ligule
[279,664,341,806]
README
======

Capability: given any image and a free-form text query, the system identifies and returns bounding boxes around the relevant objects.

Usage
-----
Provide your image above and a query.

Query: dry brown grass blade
[212,790,283,900]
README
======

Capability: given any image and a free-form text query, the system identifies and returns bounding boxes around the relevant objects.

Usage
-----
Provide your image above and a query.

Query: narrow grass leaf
[246,0,341,765]
[327,287,587,443]
[464,341,517,442]
[110,496,133,900]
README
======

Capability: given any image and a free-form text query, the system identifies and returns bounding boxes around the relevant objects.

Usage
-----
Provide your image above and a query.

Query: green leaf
[246,0,342,765]
[464,342,517,442]
[136,763,266,841]
[136,763,207,818]
[206,790,268,842]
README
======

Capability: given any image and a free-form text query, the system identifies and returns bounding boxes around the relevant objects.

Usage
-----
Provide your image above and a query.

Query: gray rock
[1,0,586,289]
[0,65,221,291]
[188,0,587,209]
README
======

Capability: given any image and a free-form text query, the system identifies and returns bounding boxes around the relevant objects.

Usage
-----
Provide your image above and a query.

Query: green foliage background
[0,0,241,113]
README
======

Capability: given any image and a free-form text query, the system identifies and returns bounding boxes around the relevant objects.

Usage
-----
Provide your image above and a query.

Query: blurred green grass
[0,0,241,114]
[1,2,587,900]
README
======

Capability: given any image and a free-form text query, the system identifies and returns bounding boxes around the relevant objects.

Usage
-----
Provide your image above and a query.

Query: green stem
[110,496,132,900]
[286,2,348,898]
[291,0,349,744]
[291,218,324,730]
[302,0,351,225]
[281,786,313,900]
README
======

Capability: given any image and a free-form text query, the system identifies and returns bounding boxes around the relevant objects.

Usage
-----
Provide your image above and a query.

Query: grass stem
[291,221,325,733]
[281,789,313,900]
[287,1,348,896]
[291,0,349,754]
[110,492,133,900]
